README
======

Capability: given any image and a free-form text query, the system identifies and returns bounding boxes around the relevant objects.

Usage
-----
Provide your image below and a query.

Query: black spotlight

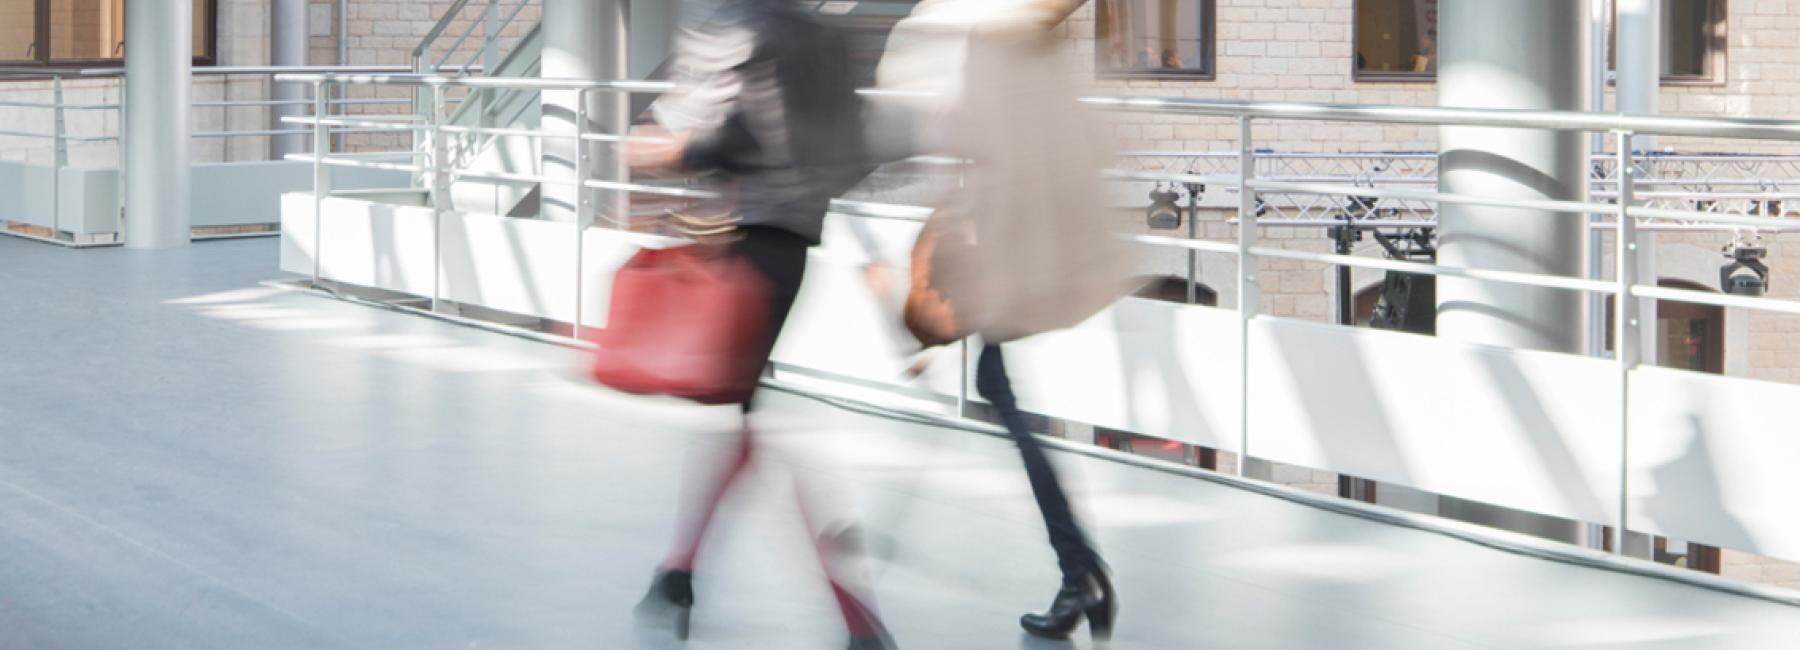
[1146,186,1182,230]
[1720,246,1770,297]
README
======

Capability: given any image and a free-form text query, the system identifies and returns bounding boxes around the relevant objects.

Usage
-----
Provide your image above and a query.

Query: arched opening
[1604,279,1726,375]
[1131,275,1219,307]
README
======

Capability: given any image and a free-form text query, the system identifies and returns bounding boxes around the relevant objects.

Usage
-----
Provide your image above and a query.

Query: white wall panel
[1629,367,1800,562]
[438,212,577,322]
[280,193,437,298]
[990,299,1243,451]
[1249,317,1621,523]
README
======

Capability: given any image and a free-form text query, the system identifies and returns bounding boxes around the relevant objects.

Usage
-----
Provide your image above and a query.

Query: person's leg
[974,344,1096,584]
[976,343,1116,640]
[744,228,892,643]
[660,425,754,573]
[657,227,807,571]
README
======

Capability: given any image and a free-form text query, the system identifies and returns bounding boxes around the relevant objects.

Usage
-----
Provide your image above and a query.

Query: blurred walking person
[875,0,1131,642]
[622,1,887,648]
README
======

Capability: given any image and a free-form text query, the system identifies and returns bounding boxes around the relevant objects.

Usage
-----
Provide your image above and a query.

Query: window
[1607,0,1726,82]
[1095,0,1216,79]
[0,0,215,66]
[0,0,35,63]
[1641,0,1726,82]
[1353,0,1438,80]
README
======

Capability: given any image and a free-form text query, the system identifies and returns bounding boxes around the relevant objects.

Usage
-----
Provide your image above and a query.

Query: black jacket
[652,0,868,244]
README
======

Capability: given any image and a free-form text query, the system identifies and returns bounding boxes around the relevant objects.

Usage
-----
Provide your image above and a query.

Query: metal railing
[0,65,484,245]
[280,72,1800,565]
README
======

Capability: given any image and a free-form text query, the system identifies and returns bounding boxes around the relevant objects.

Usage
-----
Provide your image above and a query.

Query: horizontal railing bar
[0,129,51,139]
[439,168,721,200]
[0,65,478,79]
[440,124,575,140]
[0,98,119,108]
[1633,285,1800,317]
[577,132,674,144]
[580,178,723,200]
[326,151,428,158]
[1250,246,1620,295]
[274,73,672,94]
[1104,169,1243,187]
[1123,233,1242,255]
[828,199,932,222]
[194,129,317,138]
[285,153,426,174]
[198,98,417,108]
[1083,96,1800,142]
[281,116,424,130]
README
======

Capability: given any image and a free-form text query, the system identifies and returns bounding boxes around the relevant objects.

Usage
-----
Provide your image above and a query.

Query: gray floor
[2,235,1798,650]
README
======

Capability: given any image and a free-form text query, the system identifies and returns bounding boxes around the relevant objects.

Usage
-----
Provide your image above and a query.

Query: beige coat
[879,3,1133,343]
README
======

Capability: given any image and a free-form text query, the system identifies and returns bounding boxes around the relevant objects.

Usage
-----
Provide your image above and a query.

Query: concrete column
[124,0,192,249]
[271,0,310,159]
[1436,0,1590,353]
[1617,0,1661,367]
[541,0,628,224]
[1435,0,1590,542]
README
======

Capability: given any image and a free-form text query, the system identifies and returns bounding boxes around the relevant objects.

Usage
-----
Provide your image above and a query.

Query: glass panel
[0,0,36,62]
[1096,0,1213,76]
[1355,0,1438,76]
[1663,0,1712,78]
[50,0,124,60]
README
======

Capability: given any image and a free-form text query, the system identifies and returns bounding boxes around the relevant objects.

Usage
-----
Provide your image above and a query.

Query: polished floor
[2,235,1799,649]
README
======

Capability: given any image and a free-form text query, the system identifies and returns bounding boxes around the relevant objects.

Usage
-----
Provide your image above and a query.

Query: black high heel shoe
[634,570,694,641]
[1020,566,1117,642]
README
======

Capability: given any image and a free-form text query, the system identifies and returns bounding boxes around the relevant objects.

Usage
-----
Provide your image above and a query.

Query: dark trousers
[975,344,1099,586]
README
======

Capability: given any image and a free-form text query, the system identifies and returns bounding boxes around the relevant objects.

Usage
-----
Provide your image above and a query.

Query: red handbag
[587,244,771,405]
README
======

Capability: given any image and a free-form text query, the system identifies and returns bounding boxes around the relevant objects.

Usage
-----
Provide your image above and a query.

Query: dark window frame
[1094,0,1219,81]
[1352,0,1728,85]
[1608,0,1729,86]
[1351,0,1438,83]
[0,0,219,68]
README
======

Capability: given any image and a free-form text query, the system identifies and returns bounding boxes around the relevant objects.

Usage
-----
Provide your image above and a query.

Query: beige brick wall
[1067,0,1800,154]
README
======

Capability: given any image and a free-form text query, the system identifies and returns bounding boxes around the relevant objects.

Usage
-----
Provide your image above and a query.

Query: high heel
[834,582,897,650]
[634,570,694,641]
[1019,567,1117,641]
[1087,568,1118,642]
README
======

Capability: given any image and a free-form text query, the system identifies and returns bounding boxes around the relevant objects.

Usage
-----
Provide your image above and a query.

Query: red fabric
[589,246,771,405]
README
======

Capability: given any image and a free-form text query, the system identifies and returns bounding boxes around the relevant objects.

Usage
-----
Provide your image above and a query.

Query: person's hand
[619,126,693,170]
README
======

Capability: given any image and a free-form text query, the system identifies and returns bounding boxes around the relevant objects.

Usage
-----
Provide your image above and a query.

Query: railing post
[1236,116,1260,477]
[115,76,126,241]
[413,49,432,134]
[1612,130,1640,557]
[572,88,591,340]
[429,85,450,314]
[312,80,331,287]
[483,0,501,74]
[51,75,66,242]
[1186,181,1199,304]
